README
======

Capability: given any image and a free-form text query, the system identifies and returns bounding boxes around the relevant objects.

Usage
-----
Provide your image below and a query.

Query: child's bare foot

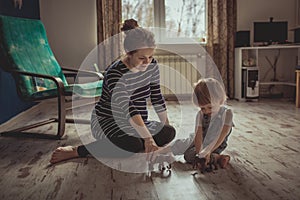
[50,146,79,164]
[218,154,230,168]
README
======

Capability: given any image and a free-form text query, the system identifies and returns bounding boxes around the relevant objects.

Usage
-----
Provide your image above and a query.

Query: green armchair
[0,15,103,139]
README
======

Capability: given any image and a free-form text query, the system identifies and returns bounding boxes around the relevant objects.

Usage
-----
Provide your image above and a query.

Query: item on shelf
[242,58,256,67]
[235,31,250,47]
[242,67,259,100]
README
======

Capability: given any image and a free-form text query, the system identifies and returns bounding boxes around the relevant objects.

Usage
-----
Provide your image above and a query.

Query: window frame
[155,0,207,44]
[122,0,207,45]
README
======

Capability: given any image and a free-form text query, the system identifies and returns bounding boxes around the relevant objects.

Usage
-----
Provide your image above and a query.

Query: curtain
[206,0,237,98]
[96,0,122,70]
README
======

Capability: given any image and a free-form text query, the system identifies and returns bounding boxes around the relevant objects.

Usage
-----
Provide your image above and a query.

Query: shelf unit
[235,45,300,101]
[259,82,296,86]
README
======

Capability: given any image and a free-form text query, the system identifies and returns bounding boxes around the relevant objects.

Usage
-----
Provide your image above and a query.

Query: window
[122,0,154,28]
[122,0,207,43]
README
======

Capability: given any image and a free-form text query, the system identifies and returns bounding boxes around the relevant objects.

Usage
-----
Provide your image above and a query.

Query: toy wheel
[166,164,171,169]
[160,169,171,178]
[158,163,164,171]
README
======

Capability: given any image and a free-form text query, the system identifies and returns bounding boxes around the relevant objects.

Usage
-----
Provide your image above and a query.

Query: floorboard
[0,99,299,200]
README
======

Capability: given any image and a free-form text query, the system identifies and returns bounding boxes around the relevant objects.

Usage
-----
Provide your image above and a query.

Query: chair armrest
[61,67,104,79]
[9,69,66,96]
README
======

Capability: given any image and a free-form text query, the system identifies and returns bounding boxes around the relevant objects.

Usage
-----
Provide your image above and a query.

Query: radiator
[155,54,201,99]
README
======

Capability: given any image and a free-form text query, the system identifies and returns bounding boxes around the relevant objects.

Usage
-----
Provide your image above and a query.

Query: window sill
[156,43,207,55]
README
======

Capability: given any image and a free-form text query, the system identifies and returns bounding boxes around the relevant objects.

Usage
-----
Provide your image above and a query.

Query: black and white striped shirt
[95,59,166,123]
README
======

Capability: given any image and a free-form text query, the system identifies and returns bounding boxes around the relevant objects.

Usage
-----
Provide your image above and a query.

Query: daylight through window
[122,0,207,43]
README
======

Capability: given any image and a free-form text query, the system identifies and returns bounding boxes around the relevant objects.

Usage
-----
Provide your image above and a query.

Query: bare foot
[218,154,230,168]
[50,146,79,164]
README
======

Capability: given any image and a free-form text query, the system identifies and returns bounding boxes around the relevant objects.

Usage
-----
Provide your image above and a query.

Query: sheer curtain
[96,0,122,70]
[206,0,237,98]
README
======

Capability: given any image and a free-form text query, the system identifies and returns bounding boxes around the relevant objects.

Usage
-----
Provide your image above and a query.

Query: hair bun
[121,19,139,32]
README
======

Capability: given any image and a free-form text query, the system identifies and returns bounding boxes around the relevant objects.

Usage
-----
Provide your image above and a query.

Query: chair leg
[0,118,60,139]
[56,91,66,138]
[65,118,90,124]
[56,94,93,137]
[0,92,66,139]
[1,94,94,139]
[1,119,56,133]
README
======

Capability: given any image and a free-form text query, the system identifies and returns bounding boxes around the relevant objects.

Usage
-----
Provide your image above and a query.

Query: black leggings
[77,124,176,158]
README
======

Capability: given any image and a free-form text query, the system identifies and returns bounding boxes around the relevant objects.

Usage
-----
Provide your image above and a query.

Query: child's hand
[205,153,211,165]
[193,155,207,173]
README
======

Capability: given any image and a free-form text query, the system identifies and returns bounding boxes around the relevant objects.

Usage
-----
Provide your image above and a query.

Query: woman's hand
[144,138,159,153]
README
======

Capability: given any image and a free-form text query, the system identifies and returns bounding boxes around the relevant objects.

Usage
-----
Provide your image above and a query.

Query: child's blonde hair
[192,78,227,106]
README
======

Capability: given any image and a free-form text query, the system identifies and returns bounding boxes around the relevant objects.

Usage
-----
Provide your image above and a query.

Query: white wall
[237,0,297,43]
[39,0,97,68]
[39,1,297,67]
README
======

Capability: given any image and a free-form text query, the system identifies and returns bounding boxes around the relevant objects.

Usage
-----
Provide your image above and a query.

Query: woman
[50,19,176,164]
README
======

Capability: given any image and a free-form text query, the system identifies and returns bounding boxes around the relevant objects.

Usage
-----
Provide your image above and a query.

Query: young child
[154,78,233,171]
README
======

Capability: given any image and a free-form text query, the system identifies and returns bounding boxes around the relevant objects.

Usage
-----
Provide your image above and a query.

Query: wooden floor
[0,98,300,200]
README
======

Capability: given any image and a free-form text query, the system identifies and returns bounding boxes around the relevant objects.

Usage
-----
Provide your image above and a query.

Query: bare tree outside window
[122,0,206,42]
[165,0,206,39]
[122,0,154,28]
